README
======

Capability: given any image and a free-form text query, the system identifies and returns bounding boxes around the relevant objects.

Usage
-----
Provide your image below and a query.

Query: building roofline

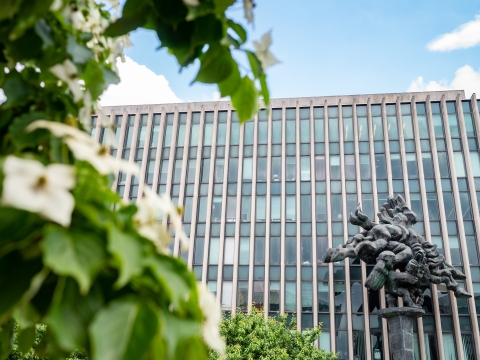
[99,89,467,113]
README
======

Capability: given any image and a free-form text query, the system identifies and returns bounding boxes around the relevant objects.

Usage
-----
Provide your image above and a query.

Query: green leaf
[259,73,270,106]
[217,63,240,98]
[214,0,236,13]
[191,14,223,45]
[82,61,120,100]
[245,50,263,79]
[227,19,247,44]
[9,112,48,150]
[104,2,150,37]
[46,278,103,351]
[1,71,34,109]
[0,252,42,320]
[67,35,93,64]
[144,255,194,309]
[231,76,259,123]
[42,226,106,295]
[194,45,233,84]
[34,19,54,48]
[0,318,15,360]
[161,312,203,360]
[17,326,36,354]
[107,226,144,289]
[89,297,158,360]
[0,0,22,21]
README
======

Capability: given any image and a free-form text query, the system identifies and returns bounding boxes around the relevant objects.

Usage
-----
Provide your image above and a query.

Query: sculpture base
[377,307,425,360]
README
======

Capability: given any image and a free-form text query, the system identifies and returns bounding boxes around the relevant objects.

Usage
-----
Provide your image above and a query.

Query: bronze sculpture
[323,194,471,308]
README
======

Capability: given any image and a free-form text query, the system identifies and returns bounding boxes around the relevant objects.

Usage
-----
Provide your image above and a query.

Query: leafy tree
[209,309,338,360]
[0,0,274,359]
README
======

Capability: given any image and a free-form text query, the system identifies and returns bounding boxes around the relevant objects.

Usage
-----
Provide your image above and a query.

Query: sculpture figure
[323,195,471,308]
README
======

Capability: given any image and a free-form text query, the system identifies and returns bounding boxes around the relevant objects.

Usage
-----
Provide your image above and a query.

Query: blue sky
[102,0,480,105]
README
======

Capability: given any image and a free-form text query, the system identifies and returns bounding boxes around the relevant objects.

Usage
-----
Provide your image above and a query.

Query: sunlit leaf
[194,45,233,84]
[107,226,144,289]
[231,76,259,123]
[89,297,158,360]
[42,226,106,295]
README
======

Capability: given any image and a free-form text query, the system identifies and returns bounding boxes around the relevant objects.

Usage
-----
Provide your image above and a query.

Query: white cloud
[427,15,480,51]
[407,65,480,97]
[100,56,181,106]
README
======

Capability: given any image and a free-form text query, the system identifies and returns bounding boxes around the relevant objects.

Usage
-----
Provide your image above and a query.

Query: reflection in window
[315,155,326,180]
[331,194,343,220]
[271,196,281,221]
[286,196,296,221]
[285,282,296,312]
[286,157,296,180]
[256,196,266,221]
[345,155,355,180]
[316,195,327,221]
[241,196,251,221]
[272,157,281,181]
[330,155,340,180]
[390,153,403,178]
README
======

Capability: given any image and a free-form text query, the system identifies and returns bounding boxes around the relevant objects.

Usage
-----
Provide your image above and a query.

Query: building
[93,90,480,360]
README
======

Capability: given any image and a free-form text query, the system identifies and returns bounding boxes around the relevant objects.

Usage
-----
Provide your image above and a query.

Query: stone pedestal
[377,307,424,360]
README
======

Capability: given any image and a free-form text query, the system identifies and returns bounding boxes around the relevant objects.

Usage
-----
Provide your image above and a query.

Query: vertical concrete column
[150,110,166,194]
[137,107,153,197]
[440,96,464,360]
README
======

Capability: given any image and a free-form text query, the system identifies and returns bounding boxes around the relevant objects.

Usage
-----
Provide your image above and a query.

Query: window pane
[372,116,383,140]
[343,117,353,141]
[239,238,250,264]
[203,123,213,145]
[454,152,466,177]
[243,158,252,180]
[345,155,355,180]
[226,196,237,222]
[221,281,232,310]
[271,196,281,221]
[357,117,368,141]
[286,196,296,221]
[285,282,296,311]
[386,116,399,141]
[209,238,219,264]
[331,194,343,220]
[286,157,296,181]
[402,115,414,139]
[315,155,326,180]
[257,158,267,181]
[256,196,266,221]
[272,157,281,181]
[330,155,340,180]
[301,156,310,180]
[406,153,418,178]
[329,118,339,141]
[360,154,371,179]
[241,196,251,221]
[315,119,325,142]
[270,237,281,265]
[316,195,327,221]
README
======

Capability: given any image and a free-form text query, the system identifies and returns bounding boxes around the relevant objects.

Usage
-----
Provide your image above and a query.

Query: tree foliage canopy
[0,0,273,359]
[209,309,338,360]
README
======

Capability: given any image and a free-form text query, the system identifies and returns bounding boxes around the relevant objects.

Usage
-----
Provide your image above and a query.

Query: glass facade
[96,91,480,359]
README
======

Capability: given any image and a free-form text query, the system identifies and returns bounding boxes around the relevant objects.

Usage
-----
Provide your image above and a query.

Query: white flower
[243,0,254,23]
[133,188,171,252]
[50,60,83,102]
[198,283,225,357]
[27,120,139,175]
[134,188,189,252]
[64,137,139,175]
[253,31,281,71]
[1,156,75,227]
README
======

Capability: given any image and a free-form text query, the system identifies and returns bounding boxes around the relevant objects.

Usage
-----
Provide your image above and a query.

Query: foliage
[209,309,338,360]
[0,0,274,359]
[6,323,87,360]
[105,0,278,122]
